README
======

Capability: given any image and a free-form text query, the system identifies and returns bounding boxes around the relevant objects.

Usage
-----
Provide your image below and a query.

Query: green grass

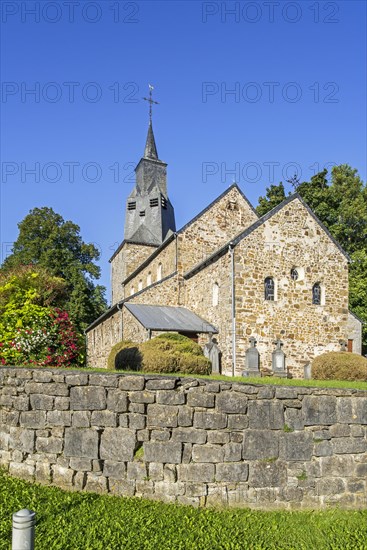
[2,365,367,391]
[0,471,366,550]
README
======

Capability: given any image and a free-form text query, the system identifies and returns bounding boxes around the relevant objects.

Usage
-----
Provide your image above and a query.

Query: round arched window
[290,268,299,281]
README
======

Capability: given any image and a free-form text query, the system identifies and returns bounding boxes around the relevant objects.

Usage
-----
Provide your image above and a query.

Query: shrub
[312,352,367,381]
[107,341,142,370]
[106,333,211,375]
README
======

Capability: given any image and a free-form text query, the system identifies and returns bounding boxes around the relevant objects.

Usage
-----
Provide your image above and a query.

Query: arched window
[212,282,219,307]
[312,283,321,305]
[138,279,143,291]
[130,286,135,296]
[157,263,162,281]
[264,277,275,301]
[147,272,152,286]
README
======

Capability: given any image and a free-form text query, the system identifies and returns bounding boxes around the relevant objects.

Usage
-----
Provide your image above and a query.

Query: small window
[150,198,159,207]
[128,201,136,210]
[139,210,145,217]
[290,268,299,281]
[161,195,167,209]
[138,279,143,291]
[130,286,135,296]
[312,283,321,305]
[264,277,275,301]
[157,263,162,281]
[212,282,219,307]
[147,272,152,286]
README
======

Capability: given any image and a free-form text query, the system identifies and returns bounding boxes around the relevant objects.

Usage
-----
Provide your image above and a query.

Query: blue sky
[1,0,366,302]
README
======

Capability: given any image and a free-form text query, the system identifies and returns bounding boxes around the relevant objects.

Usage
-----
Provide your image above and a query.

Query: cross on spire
[143,84,159,122]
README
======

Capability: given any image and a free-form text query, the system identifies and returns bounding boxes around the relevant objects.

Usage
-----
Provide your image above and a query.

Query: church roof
[184,193,351,280]
[125,303,218,333]
[144,121,159,160]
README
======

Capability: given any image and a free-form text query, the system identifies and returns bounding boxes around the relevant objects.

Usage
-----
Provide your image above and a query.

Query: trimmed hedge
[107,333,211,375]
[312,352,367,381]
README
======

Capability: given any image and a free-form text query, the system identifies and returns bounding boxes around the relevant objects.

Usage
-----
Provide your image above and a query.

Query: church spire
[143,84,159,160]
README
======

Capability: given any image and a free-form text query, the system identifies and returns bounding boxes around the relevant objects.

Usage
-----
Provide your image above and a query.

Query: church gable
[177,184,258,273]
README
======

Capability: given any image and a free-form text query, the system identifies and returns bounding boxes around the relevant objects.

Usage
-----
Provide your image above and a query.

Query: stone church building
[86,119,362,378]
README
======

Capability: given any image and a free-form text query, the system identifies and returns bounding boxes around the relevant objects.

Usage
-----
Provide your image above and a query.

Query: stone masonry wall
[1,368,366,510]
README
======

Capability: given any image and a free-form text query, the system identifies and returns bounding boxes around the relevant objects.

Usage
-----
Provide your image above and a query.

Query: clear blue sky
[1,0,366,302]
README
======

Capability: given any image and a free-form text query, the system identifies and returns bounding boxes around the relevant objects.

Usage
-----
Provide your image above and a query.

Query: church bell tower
[124,86,176,245]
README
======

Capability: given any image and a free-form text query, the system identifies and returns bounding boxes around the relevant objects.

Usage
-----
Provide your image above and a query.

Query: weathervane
[143,84,159,122]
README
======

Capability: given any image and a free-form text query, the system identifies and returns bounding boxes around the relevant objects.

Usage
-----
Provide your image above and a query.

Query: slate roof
[125,303,218,333]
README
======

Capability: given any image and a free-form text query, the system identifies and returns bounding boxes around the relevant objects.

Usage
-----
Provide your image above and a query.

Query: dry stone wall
[1,368,366,510]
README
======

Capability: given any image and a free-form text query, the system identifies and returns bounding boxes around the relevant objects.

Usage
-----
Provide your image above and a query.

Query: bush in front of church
[312,352,367,381]
[107,333,211,375]
[107,341,142,371]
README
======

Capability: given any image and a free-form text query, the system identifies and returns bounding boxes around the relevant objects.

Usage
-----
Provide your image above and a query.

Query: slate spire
[144,121,159,160]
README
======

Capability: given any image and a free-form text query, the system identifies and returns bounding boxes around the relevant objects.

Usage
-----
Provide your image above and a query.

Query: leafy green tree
[1,207,107,330]
[255,165,367,352]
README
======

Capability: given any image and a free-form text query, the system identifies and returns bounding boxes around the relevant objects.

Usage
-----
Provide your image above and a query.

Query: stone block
[279,432,313,461]
[332,437,366,454]
[35,462,51,484]
[314,440,333,457]
[13,396,30,411]
[9,428,35,453]
[64,428,99,459]
[329,424,351,437]
[171,428,207,444]
[216,463,248,482]
[65,373,89,386]
[163,463,177,482]
[187,390,214,408]
[128,403,145,414]
[227,414,248,430]
[137,429,150,441]
[85,473,108,493]
[72,411,90,427]
[144,441,182,464]
[316,478,346,496]
[118,414,129,427]
[100,428,136,461]
[20,411,46,429]
[247,401,284,429]
[36,437,63,454]
[70,386,106,410]
[47,411,71,427]
[25,382,68,396]
[9,462,35,481]
[107,390,128,412]
[275,387,299,400]
[224,443,242,462]
[54,397,70,410]
[146,378,177,390]
[303,396,337,425]
[109,478,135,496]
[128,414,146,430]
[249,461,287,488]
[154,481,184,497]
[103,461,126,478]
[243,430,279,460]
[284,408,304,430]
[0,431,9,451]
[127,462,147,480]
[177,463,215,482]
[320,455,354,477]
[185,483,208,497]
[91,410,117,427]
[193,412,227,430]
[156,390,185,405]
[129,390,156,404]
[257,386,275,399]
[119,376,145,391]
[147,404,178,427]
[73,471,86,490]
[52,465,74,487]
[150,429,170,441]
[69,457,92,471]
[89,374,118,387]
[216,392,248,414]
[30,394,54,410]
[178,406,193,427]
[136,480,154,496]
[207,431,229,445]
[192,444,224,463]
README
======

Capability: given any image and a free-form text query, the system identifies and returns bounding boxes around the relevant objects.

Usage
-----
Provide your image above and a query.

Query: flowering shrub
[0,267,83,367]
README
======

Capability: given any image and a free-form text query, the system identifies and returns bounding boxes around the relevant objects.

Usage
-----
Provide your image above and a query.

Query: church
[86,103,362,378]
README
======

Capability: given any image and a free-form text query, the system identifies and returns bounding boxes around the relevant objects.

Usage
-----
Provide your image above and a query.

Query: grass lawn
[0,470,366,550]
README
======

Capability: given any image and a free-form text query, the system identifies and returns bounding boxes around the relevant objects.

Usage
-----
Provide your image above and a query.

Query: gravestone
[204,333,221,374]
[272,339,287,378]
[242,336,261,377]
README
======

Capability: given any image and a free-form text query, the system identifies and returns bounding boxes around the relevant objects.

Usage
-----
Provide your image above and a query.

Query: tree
[255,165,367,352]
[1,207,107,330]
